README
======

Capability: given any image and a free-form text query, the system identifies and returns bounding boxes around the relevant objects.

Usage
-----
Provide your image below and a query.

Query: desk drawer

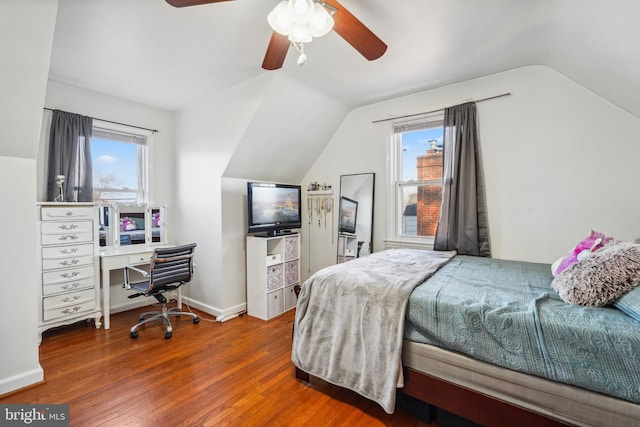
[42,265,94,286]
[128,253,153,265]
[41,207,94,221]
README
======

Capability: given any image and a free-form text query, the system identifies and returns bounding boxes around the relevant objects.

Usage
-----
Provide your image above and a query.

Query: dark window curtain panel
[46,110,93,202]
[434,102,490,257]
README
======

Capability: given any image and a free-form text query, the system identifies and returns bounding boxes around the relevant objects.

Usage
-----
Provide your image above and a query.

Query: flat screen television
[339,196,358,234]
[247,182,302,236]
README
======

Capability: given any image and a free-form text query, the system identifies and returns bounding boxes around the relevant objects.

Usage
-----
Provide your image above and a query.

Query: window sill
[384,238,434,251]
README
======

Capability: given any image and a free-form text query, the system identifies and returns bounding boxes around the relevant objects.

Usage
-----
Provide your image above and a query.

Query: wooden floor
[1,305,433,427]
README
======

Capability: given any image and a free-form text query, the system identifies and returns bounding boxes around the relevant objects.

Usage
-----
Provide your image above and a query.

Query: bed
[291,248,640,426]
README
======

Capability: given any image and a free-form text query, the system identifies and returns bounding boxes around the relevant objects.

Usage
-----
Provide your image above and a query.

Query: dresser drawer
[43,288,95,310]
[41,232,93,246]
[41,220,94,235]
[42,265,94,286]
[42,254,94,271]
[42,243,94,260]
[42,277,95,296]
[41,206,94,221]
[43,300,95,321]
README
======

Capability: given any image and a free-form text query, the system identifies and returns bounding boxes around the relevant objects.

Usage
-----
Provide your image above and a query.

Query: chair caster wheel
[193,317,200,324]
[164,331,172,339]
[130,331,139,339]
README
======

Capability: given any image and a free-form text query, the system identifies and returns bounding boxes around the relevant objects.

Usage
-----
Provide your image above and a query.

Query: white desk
[99,244,175,329]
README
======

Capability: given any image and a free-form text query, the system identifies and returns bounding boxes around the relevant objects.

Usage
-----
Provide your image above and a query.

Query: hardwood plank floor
[1,305,433,426]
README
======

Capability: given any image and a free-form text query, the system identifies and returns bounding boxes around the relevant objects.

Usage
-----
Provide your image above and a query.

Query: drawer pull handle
[61,282,81,290]
[61,271,80,279]
[58,234,79,241]
[60,248,79,254]
[58,224,78,230]
[62,295,82,303]
[60,259,80,266]
[61,306,82,315]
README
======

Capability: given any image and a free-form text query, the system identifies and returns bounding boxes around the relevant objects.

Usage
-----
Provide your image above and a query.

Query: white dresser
[38,203,102,335]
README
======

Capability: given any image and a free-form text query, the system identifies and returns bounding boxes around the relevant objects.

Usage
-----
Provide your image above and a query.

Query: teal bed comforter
[405,255,640,403]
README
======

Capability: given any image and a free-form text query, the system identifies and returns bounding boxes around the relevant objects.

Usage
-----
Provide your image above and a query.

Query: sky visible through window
[402,128,444,181]
[92,137,138,190]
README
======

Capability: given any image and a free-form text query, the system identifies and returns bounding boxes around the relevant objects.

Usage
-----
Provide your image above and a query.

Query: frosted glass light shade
[310,3,334,37]
[267,1,292,35]
[267,0,335,42]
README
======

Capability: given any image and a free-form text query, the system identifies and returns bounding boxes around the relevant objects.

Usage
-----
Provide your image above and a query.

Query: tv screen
[339,196,358,234]
[247,182,302,236]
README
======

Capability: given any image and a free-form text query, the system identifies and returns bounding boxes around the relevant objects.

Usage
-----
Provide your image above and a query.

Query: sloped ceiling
[47,0,640,181]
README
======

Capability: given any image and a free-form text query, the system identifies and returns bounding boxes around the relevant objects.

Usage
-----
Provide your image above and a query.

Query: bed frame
[294,340,640,427]
[294,365,562,426]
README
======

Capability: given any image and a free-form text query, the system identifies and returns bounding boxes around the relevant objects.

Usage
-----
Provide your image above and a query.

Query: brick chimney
[416,140,442,236]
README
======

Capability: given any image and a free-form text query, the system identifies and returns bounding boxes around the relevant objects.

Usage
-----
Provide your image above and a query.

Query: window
[388,113,444,244]
[91,127,147,203]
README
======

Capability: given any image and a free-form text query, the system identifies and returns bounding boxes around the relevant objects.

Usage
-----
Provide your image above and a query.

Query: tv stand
[246,234,300,320]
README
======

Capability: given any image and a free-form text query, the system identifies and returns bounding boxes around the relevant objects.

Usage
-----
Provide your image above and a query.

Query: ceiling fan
[165,0,387,70]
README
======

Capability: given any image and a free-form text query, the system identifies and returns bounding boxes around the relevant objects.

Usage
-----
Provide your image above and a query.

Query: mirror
[337,173,375,263]
[98,203,167,248]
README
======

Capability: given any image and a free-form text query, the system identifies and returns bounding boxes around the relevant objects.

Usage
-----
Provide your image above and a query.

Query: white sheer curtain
[434,102,490,256]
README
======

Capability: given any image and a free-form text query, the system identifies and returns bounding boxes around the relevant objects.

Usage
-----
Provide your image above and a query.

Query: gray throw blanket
[291,248,456,413]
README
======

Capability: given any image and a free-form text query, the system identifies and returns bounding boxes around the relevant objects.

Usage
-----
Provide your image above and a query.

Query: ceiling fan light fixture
[290,23,313,43]
[268,0,335,43]
[310,3,334,37]
[267,1,292,35]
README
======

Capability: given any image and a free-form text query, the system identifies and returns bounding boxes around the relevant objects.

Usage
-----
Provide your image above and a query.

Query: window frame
[91,121,150,204]
[386,112,444,248]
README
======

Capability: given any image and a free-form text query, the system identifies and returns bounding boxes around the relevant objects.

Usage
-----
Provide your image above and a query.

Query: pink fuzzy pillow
[552,241,640,306]
[551,230,613,277]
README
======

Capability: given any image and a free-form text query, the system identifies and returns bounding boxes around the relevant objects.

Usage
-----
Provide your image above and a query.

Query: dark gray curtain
[46,110,93,202]
[434,102,490,256]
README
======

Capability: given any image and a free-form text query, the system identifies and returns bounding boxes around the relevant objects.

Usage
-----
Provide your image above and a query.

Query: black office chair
[124,243,199,339]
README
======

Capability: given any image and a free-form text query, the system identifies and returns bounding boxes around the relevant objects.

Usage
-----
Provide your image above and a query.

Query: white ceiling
[48,0,640,117]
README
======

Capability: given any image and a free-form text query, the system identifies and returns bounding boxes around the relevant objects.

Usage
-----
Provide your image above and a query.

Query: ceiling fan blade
[262,32,290,70]
[326,0,387,61]
[165,0,233,7]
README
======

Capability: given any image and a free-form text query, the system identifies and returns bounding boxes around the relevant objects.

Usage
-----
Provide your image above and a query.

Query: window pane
[392,124,444,240]
[92,137,140,203]
[401,128,444,181]
[399,183,442,237]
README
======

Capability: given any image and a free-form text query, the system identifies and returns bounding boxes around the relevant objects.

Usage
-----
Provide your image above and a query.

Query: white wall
[303,65,640,267]
[0,0,58,395]
[175,75,271,318]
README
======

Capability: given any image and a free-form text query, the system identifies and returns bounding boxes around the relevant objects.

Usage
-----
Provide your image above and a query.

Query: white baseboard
[0,366,44,396]
[182,297,246,321]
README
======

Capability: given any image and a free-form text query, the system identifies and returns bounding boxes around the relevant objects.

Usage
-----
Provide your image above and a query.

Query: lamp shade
[267,1,292,35]
[268,0,335,42]
[310,3,334,37]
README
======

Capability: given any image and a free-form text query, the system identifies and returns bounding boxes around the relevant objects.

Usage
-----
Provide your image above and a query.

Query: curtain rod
[371,92,511,124]
[43,107,159,134]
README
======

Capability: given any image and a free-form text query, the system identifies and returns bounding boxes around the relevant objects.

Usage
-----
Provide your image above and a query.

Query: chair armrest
[125,265,150,276]
[123,264,150,289]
